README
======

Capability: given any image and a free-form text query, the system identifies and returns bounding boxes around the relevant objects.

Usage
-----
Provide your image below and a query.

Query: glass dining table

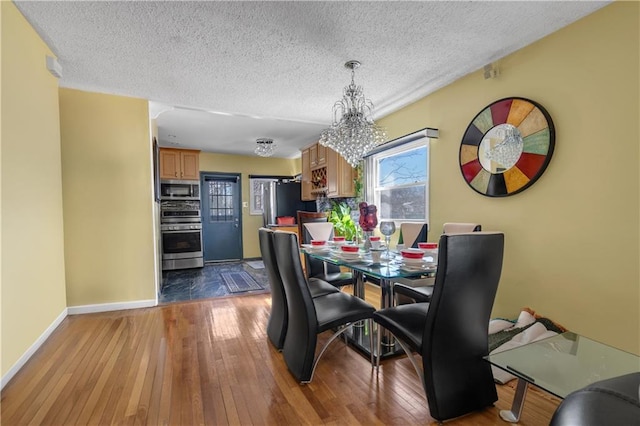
[303,245,436,359]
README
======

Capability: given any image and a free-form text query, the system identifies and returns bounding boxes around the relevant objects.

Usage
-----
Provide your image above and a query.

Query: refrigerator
[262,181,316,226]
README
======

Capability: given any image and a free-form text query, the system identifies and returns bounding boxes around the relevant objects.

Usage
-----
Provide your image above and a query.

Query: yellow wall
[59,89,156,306]
[199,153,299,258]
[1,1,67,375]
[379,2,639,354]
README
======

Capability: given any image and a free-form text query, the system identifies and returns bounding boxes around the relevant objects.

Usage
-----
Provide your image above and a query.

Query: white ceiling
[15,1,609,159]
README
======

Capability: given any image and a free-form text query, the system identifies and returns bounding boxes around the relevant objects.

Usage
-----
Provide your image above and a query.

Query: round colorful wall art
[459,97,555,197]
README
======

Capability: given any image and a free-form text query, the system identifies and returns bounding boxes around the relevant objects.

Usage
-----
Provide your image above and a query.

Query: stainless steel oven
[160,200,201,223]
[161,223,204,270]
[160,200,204,270]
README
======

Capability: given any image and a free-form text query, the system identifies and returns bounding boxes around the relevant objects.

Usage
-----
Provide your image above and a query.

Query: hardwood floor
[1,288,560,425]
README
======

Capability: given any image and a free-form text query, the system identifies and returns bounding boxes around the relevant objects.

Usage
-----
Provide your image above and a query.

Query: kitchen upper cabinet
[301,142,355,200]
[309,144,317,168]
[180,151,200,179]
[301,148,313,201]
[309,143,327,169]
[326,148,356,198]
[159,148,200,180]
[316,144,327,168]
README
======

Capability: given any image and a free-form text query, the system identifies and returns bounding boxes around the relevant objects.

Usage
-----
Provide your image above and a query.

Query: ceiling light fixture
[319,60,386,167]
[255,138,277,157]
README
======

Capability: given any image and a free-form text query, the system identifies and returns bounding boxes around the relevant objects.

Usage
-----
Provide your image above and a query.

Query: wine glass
[379,221,396,261]
[350,210,361,246]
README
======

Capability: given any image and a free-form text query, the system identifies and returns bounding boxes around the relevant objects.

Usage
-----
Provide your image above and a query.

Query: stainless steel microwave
[160,179,200,200]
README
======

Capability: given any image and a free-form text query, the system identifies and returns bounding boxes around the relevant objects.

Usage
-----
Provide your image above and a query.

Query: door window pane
[207,181,235,222]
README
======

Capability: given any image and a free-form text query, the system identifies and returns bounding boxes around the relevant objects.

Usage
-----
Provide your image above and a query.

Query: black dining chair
[374,232,504,422]
[550,372,640,426]
[442,222,482,233]
[297,210,353,288]
[398,222,429,248]
[258,228,340,350]
[394,223,483,304]
[272,230,376,383]
[365,221,430,290]
[392,282,435,304]
[385,222,431,302]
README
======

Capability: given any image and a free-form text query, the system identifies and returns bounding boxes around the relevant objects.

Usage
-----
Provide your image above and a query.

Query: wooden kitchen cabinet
[326,148,356,198]
[159,148,200,180]
[301,148,314,201]
[309,144,318,168]
[309,143,327,169]
[316,144,327,168]
[300,142,355,200]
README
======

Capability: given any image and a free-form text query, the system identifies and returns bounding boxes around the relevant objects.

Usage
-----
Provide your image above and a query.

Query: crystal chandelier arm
[332,101,345,125]
[361,101,375,123]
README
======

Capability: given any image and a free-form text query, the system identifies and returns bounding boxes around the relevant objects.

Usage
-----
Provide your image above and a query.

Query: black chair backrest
[258,227,287,350]
[442,222,482,233]
[272,231,318,379]
[296,210,339,277]
[399,222,429,248]
[422,232,504,420]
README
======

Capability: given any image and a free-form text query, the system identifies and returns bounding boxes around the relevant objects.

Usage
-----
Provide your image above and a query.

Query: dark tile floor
[160,260,269,304]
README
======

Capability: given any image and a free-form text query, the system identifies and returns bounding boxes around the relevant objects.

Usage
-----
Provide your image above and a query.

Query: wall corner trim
[1,308,68,390]
[67,299,156,315]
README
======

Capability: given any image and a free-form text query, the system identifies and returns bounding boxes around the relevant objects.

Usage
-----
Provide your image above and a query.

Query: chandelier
[255,138,277,157]
[319,60,386,167]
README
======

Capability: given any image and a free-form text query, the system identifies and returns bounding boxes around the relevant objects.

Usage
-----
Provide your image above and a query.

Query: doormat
[221,271,265,293]
[245,260,265,270]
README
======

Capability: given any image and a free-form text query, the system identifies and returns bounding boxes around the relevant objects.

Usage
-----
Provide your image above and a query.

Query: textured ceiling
[15,1,609,159]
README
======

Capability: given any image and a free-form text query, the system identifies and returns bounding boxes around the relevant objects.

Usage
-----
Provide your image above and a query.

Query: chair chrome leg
[376,326,424,386]
[394,336,426,397]
[376,322,382,369]
[369,318,374,368]
[302,322,354,384]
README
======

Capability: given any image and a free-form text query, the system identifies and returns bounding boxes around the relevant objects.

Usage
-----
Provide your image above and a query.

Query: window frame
[249,178,275,216]
[364,137,430,224]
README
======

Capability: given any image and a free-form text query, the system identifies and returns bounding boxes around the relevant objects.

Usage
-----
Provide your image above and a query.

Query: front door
[201,172,243,262]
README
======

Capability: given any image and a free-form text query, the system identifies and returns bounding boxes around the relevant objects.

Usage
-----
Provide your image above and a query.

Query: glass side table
[485,332,640,422]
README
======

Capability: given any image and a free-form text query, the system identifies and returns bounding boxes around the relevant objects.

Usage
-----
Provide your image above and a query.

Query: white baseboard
[1,308,68,390]
[67,299,156,315]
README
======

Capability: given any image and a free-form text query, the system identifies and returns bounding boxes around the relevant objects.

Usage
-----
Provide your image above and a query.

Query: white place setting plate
[301,244,331,253]
[399,262,437,272]
[400,257,427,264]
[333,251,362,261]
